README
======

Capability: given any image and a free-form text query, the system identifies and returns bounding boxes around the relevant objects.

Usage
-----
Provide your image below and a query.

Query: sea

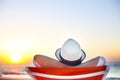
[0,62,120,80]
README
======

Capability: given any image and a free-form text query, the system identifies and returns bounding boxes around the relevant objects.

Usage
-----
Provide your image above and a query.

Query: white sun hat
[55,39,86,66]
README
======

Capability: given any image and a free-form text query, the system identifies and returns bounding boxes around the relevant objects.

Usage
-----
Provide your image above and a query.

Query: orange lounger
[26,65,108,80]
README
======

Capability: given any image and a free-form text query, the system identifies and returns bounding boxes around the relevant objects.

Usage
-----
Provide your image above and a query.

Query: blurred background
[0,0,120,80]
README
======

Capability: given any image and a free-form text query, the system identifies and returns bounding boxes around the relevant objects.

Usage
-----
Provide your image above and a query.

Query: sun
[11,54,22,63]
[2,38,36,64]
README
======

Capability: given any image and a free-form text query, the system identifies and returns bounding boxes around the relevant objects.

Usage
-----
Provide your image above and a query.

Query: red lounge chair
[26,65,108,80]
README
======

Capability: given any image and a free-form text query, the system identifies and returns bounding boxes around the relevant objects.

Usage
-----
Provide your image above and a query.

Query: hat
[55,39,86,66]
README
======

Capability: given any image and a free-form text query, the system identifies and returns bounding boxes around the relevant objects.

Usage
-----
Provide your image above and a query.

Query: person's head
[55,39,86,66]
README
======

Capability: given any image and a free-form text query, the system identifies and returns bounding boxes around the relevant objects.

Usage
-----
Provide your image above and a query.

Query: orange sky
[0,0,120,64]
[0,37,120,64]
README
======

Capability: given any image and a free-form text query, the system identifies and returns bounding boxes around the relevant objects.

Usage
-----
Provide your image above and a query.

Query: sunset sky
[0,0,120,64]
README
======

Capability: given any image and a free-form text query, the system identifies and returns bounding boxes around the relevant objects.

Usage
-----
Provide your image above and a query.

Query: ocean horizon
[0,62,120,80]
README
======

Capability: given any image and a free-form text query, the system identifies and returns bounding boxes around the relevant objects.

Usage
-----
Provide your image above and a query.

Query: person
[26,39,108,80]
[33,39,106,68]
[33,55,106,68]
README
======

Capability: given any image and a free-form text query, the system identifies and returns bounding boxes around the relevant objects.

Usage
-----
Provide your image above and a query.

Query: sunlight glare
[11,54,21,63]
[2,38,36,64]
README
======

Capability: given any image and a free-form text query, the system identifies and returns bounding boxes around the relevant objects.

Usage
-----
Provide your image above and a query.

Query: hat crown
[61,39,82,61]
